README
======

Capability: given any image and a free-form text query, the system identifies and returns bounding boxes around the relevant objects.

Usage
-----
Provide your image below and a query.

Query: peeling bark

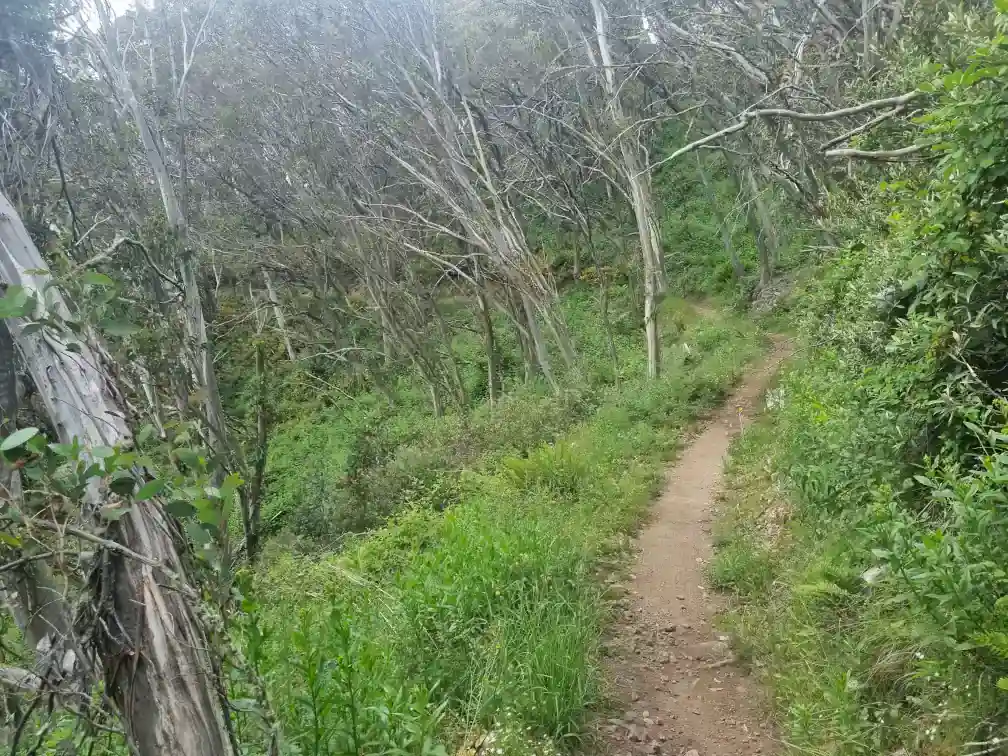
[0,191,235,756]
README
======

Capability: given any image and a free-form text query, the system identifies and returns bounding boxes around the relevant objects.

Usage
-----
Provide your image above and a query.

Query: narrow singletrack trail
[598,341,790,756]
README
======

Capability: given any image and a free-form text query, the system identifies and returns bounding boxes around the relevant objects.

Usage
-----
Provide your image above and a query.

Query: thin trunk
[474,260,499,407]
[135,358,166,438]
[179,251,231,474]
[242,342,269,565]
[97,2,233,480]
[363,271,395,366]
[262,269,295,361]
[479,293,499,406]
[380,310,394,365]
[600,270,620,390]
[540,302,577,373]
[583,210,621,388]
[169,366,190,418]
[884,0,904,44]
[504,287,536,384]
[746,170,777,289]
[698,157,744,280]
[862,0,876,72]
[436,309,467,406]
[520,292,558,391]
[571,230,581,280]
[591,0,663,378]
[644,265,660,380]
[0,191,235,756]
[429,382,444,417]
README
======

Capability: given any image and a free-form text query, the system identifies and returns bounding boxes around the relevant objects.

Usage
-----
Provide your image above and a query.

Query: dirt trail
[597,342,789,756]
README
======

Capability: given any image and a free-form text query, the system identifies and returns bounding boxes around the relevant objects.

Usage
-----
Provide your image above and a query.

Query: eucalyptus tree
[483,0,682,379]
[350,0,579,387]
[1,191,238,754]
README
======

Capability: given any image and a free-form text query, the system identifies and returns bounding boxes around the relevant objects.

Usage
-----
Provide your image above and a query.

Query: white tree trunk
[262,268,296,361]
[862,0,876,71]
[520,292,558,391]
[591,0,664,379]
[179,251,231,469]
[95,2,233,472]
[0,192,236,756]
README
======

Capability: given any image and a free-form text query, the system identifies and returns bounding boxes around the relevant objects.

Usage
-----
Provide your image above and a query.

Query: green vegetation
[9,0,1008,751]
[711,8,1008,753]
[238,293,766,754]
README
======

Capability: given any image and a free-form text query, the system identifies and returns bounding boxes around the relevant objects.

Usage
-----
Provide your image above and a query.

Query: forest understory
[2,0,1008,754]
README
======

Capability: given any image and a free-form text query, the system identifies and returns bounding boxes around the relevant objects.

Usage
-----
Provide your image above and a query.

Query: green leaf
[218,472,243,521]
[135,479,166,501]
[185,521,212,546]
[49,442,78,458]
[195,498,224,528]
[100,319,141,337]
[1,427,39,452]
[100,504,131,521]
[108,471,136,496]
[91,446,116,459]
[19,322,43,337]
[113,451,136,468]
[0,286,33,318]
[82,271,115,287]
[81,463,103,480]
[174,449,204,470]
[0,532,22,547]
[998,677,1008,692]
[995,0,1008,14]
[137,425,156,445]
[165,498,196,519]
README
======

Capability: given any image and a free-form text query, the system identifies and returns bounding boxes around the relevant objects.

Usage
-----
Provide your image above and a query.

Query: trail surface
[598,343,789,756]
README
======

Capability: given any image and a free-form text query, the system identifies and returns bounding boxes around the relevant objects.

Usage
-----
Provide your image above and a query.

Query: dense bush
[713,10,1008,753]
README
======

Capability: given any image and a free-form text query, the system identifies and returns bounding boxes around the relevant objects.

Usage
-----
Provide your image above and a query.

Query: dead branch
[824,142,934,159]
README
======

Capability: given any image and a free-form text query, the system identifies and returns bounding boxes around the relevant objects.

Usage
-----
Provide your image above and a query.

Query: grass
[711,405,913,754]
[710,349,1008,756]
[236,296,769,755]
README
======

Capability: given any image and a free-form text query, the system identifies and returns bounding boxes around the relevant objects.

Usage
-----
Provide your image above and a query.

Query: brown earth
[595,342,790,756]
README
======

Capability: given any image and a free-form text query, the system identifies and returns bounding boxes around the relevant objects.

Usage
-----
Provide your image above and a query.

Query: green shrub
[712,13,1008,752]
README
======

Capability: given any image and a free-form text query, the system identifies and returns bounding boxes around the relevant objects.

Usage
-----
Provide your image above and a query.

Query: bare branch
[820,105,907,149]
[644,91,922,174]
[824,142,935,160]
